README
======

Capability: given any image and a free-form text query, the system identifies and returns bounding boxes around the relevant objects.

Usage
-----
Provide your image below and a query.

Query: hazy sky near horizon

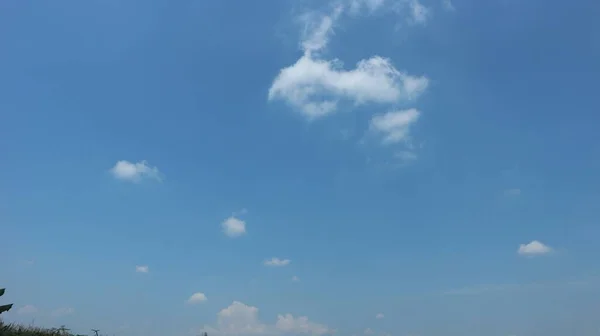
[2,0,600,335]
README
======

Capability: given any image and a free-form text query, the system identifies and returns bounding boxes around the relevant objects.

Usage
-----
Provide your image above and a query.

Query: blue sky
[1,0,600,335]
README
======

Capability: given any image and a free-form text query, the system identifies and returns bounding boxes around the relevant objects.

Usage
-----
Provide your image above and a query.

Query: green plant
[0,288,13,315]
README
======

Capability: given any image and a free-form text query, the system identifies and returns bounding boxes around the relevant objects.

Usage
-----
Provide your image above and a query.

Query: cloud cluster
[201,301,332,336]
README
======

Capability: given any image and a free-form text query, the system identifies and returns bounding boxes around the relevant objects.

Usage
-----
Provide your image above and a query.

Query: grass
[0,320,69,336]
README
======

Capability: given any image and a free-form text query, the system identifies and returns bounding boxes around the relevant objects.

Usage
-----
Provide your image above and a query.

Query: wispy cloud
[504,188,521,196]
[408,0,430,25]
[375,313,384,319]
[443,283,523,296]
[51,307,74,317]
[17,305,38,315]
[264,257,291,267]
[442,0,455,11]
[443,276,600,296]
[369,109,421,144]
[135,265,149,273]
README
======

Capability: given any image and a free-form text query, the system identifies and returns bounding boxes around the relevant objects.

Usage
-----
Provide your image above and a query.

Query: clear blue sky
[2,0,600,335]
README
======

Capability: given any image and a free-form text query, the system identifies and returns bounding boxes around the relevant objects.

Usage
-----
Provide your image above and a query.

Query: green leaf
[0,288,5,297]
[0,304,13,314]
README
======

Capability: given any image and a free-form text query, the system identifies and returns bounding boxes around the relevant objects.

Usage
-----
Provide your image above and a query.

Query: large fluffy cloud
[268,2,430,163]
[268,6,428,120]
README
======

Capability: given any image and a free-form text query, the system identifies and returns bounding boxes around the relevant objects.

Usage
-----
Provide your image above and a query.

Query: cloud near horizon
[200,301,333,336]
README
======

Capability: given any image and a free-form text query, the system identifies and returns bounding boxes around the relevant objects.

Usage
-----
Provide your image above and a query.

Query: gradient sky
[2,0,600,336]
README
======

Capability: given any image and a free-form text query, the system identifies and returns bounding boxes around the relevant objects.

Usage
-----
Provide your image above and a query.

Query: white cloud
[135,265,149,273]
[349,0,386,14]
[110,160,161,182]
[17,305,38,315]
[518,240,552,256]
[292,275,300,282]
[264,257,291,267]
[408,0,430,25]
[375,313,384,319]
[300,6,343,54]
[201,301,333,336]
[276,314,331,335]
[51,307,74,317]
[369,109,420,144]
[364,328,375,335]
[268,8,429,119]
[187,292,208,304]
[222,216,247,238]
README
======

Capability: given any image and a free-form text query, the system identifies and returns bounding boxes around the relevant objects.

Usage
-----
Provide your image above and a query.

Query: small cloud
[264,257,291,267]
[505,188,521,196]
[408,0,430,25]
[17,305,38,315]
[370,109,421,145]
[222,216,247,237]
[365,328,375,335]
[292,275,300,282]
[135,265,149,273]
[109,160,161,183]
[52,307,74,317]
[518,240,552,256]
[442,0,455,11]
[187,292,208,304]
[375,313,384,319]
